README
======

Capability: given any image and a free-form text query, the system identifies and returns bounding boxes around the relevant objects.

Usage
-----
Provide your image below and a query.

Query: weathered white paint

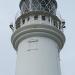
[16,37,61,75]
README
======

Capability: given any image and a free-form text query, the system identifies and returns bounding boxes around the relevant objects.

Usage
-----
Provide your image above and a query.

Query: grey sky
[0,0,75,75]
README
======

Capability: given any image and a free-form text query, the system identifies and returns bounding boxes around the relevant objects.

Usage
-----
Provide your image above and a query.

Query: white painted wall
[16,37,61,75]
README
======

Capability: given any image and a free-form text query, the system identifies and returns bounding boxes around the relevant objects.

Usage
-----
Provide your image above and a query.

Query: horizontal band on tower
[11,24,65,51]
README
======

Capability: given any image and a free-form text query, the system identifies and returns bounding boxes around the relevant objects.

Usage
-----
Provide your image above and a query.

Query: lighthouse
[10,0,65,75]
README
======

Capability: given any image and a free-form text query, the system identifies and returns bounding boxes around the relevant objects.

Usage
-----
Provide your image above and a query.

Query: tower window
[16,22,20,29]
[27,17,30,21]
[48,18,50,22]
[34,15,38,20]
[22,18,25,24]
[42,16,45,20]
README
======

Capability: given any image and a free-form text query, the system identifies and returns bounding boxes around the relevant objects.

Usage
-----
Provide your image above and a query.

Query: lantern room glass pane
[32,0,40,10]
[21,0,30,14]
[20,0,57,15]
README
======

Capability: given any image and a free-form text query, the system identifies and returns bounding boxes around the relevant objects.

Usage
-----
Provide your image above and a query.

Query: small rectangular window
[22,18,25,24]
[34,15,38,20]
[42,16,45,20]
[27,17,30,21]
[16,22,20,29]
[48,18,50,22]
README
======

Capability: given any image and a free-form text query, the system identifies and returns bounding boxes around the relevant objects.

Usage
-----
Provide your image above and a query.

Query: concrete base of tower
[16,37,61,75]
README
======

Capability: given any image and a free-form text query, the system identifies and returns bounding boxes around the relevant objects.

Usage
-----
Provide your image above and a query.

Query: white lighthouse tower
[10,0,65,75]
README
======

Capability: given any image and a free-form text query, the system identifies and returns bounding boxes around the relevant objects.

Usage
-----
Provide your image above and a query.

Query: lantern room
[19,0,57,15]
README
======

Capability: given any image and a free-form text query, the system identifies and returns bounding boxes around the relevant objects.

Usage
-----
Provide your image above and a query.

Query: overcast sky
[0,0,75,75]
